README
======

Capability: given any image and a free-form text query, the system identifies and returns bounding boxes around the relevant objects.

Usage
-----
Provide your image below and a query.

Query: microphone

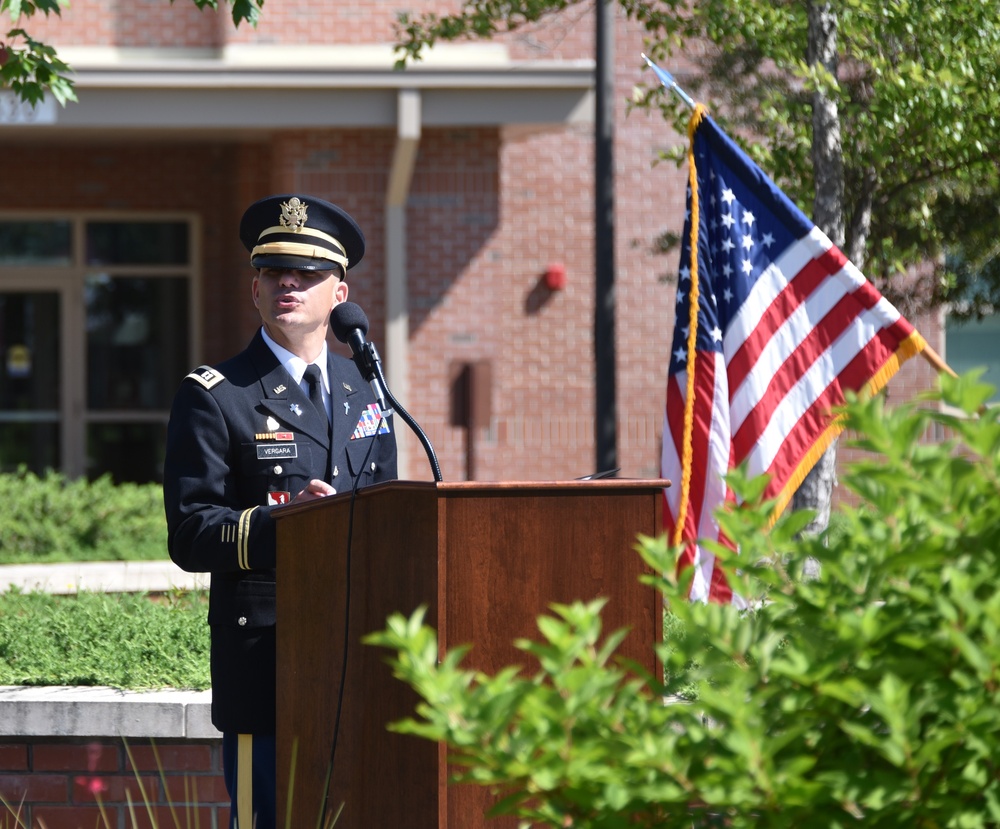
[330,301,388,411]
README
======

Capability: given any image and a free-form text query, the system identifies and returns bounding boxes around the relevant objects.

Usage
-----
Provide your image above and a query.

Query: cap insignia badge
[279,198,308,232]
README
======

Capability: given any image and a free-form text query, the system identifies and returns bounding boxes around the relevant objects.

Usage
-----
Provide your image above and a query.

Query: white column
[385,89,421,478]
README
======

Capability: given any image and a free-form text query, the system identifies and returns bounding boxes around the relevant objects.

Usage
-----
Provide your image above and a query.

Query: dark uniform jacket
[163,329,397,734]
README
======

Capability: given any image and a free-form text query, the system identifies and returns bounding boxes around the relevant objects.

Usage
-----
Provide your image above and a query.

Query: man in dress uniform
[163,194,397,829]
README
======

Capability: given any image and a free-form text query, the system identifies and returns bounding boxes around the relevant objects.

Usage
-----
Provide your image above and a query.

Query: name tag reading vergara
[256,444,298,460]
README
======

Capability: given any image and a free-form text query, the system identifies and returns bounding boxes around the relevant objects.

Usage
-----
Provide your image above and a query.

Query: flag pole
[641,53,696,110]
[920,342,958,378]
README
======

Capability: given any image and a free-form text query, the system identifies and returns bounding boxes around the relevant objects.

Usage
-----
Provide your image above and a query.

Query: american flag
[661,105,926,605]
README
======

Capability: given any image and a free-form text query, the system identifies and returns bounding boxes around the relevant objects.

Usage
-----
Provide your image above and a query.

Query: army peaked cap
[239,194,365,277]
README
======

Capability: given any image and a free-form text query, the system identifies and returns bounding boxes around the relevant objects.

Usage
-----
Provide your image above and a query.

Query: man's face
[252,267,348,342]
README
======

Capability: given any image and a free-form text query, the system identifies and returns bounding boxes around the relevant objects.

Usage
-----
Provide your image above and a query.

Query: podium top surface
[272,478,670,518]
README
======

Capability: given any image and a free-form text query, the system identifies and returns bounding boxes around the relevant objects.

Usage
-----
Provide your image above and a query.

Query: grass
[0,589,210,689]
[0,469,205,688]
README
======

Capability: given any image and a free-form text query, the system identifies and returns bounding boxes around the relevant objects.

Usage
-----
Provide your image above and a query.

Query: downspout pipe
[385,88,421,478]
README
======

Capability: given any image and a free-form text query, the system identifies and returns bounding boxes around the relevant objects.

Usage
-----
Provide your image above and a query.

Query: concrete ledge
[0,686,220,739]
[0,561,207,595]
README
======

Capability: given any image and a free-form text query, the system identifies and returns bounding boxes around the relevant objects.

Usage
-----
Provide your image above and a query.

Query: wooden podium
[273,479,666,829]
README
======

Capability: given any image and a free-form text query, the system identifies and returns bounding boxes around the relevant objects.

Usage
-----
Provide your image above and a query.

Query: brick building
[0,0,943,489]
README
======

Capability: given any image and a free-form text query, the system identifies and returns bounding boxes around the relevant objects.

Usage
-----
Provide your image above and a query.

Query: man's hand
[292,479,336,502]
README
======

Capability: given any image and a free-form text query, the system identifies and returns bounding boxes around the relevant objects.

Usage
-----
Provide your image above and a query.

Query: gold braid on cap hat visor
[251,225,349,269]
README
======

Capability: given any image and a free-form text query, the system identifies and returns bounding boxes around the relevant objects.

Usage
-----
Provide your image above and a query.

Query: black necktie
[303,364,327,424]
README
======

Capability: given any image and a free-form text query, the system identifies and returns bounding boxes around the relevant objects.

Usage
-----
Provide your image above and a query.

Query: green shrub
[0,589,209,689]
[0,469,167,564]
[367,371,1000,828]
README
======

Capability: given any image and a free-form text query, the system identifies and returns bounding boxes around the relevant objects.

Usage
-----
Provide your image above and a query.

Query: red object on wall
[544,262,567,291]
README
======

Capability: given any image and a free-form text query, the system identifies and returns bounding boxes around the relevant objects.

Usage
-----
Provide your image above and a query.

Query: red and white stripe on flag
[661,106,925,604]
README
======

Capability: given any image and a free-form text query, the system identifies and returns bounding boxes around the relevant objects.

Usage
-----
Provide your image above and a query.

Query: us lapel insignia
[273,384,287,395]
[342,382,353,393]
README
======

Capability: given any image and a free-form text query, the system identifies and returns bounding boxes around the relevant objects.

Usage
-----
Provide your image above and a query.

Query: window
[0,215,197,482]
[944,314,1000,405]
[0,292,61,472]
[0,221,72,266]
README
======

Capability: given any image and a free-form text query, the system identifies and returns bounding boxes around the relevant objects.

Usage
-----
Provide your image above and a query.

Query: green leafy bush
[0,589,209,689]
[0,469,167,564]
[368,372,1000,828]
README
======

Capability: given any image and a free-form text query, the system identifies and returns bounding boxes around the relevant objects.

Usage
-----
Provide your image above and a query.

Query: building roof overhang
[0,45,595,139]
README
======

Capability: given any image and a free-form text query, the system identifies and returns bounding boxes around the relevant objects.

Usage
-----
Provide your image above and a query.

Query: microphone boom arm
[371,357,443,483]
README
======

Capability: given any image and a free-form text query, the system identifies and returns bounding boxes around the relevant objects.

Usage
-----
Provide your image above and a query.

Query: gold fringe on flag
[672,103,709,548]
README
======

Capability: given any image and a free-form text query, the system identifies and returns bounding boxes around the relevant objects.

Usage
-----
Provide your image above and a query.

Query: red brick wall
[23,0,613,58]
[28,0,222,47]
[0,738,227,829]
[26,0,612,55]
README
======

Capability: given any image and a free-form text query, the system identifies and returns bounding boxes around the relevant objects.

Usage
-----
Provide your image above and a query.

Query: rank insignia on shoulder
[185,366,225,390]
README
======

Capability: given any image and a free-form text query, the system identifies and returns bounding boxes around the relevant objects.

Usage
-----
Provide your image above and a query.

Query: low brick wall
[0,687,227,829]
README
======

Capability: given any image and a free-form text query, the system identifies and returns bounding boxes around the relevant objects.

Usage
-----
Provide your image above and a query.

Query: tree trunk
[806,0,844,251]
[845,166,876,267]
[793,1,844,534]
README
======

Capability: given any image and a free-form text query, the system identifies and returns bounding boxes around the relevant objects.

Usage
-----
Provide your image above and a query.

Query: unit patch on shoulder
[185,365,226,390]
